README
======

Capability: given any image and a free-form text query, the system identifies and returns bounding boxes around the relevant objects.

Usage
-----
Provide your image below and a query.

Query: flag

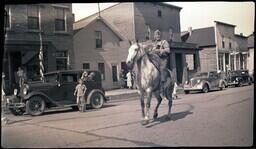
[38,7,44,81]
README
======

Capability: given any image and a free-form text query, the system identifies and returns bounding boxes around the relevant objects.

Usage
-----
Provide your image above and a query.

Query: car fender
[24,91,58,106]
[87,89,106,104]
[201,80,211,89]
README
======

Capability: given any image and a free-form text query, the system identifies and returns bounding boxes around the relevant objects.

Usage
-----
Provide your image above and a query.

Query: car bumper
[183,84,203,91]
[6,95,26,108]
[227,81,239,86]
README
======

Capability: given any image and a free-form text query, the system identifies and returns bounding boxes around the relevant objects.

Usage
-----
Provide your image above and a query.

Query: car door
[208,72,218,89]
[58,73,78,105]
[44,73,63,101]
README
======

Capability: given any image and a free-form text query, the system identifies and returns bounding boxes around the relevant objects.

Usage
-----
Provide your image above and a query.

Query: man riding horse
[149,29,170,92]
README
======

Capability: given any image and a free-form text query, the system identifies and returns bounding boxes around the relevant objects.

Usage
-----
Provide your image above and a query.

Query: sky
[72,2,255,36]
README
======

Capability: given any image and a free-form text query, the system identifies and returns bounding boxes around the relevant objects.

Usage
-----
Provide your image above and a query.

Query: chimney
[188,27,192,36]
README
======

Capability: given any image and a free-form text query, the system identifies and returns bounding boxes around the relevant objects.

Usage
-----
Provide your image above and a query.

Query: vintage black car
[183,71,227,94]
[226,70,252,87]
[6,70,108,116]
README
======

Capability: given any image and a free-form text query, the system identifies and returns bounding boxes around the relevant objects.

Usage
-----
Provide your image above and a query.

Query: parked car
[6,70,108,116]
[226,70,252,87]
[184,71,226,94]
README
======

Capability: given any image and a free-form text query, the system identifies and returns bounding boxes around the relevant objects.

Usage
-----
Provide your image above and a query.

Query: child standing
[74,79,87,112]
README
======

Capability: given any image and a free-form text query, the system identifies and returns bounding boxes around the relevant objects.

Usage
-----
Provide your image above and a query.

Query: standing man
[150,30,170,87]
[16,67,25,88]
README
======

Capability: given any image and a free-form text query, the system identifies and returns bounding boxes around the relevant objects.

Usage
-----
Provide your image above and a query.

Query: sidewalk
[105,86,184,101]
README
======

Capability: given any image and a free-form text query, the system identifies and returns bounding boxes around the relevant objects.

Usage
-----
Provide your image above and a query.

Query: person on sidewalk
[119,69,125,89]
[126,71,133,89]
[74,79,87,112]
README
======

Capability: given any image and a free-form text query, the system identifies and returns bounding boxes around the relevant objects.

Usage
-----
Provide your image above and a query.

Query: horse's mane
[138,42,161,72]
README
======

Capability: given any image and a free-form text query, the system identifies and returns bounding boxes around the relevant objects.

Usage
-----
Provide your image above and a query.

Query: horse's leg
[139,91,145,119]
[166,81,174,119]
[153,90,162,120]
[145,88,152,121]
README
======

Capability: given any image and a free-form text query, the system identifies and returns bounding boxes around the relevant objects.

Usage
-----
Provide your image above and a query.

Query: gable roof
[74,17,125,41]
[185,27,216,47]
[214,21,236,27]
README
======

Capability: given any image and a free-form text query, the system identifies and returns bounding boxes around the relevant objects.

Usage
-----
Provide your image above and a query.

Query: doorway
[175,53,183,84]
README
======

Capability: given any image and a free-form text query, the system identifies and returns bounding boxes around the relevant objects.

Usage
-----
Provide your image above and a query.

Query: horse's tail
[163,69,175,100]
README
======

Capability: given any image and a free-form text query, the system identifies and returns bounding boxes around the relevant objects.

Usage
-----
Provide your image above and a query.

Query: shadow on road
[145,110,193,128]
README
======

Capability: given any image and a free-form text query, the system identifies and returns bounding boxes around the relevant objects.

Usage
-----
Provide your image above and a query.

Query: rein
[138,45,161,74]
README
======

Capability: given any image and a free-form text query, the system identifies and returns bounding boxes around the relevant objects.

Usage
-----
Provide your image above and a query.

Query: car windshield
[44,73,58,83]
[193,72,208,77]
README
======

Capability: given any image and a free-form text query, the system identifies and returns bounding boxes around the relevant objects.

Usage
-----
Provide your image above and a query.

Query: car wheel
[27,96,45,116]
[89,91,104,109]
[184,90,190,94]
[71,106,79,111]
[9,108,25,116]
[202,84,209,93]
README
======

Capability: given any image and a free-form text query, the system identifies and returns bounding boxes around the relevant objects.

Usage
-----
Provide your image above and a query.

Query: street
[1,85,254,147]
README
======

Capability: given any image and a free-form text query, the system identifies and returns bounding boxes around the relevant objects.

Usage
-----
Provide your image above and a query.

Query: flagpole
[98,3,101,18]
[38,6,44,81]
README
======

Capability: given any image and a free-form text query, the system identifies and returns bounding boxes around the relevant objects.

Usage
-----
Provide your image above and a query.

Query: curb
[107,88,185,101]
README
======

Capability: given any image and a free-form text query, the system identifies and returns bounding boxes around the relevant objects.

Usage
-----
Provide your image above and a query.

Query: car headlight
[14,89,18,96]
[236,77,239,81]
[197,80,201,84]
[23,87,28,95]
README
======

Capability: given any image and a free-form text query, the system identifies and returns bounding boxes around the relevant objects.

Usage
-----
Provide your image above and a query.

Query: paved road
[1,85,254,147]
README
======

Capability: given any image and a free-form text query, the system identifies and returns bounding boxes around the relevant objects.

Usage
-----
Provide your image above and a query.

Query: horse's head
[126,42,140,70]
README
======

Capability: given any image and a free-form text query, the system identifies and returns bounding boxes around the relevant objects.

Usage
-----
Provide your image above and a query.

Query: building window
[225,53,229,66]
[56,51,67,70]
[157,10,162,17]
[230,55,234,70]
[222,41,225,48]
[27,5,39,30]
[55,7,66,31]
[4,7,10,28]
[145,24,151,40]
[95,31,102,48]
[98,63,105,80]
[242,54,247,70]
[112,65,118,82]
[185,54,194,70]
[82,63,90,69]
[229,42,232,49]
[218,54,224,71]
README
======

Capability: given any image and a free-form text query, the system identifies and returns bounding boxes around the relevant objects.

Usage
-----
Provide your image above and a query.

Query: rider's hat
[154,29,161,35]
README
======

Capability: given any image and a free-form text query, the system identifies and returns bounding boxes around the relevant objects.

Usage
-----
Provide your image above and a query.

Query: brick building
[3,4,74,93]
[185,21,249,73]
[73,2,200,89]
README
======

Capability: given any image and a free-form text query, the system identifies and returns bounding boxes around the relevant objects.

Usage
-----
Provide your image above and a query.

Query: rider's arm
[160,40,170,56]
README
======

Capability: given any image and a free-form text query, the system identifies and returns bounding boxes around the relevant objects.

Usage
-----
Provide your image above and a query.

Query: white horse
[126,41,175,125]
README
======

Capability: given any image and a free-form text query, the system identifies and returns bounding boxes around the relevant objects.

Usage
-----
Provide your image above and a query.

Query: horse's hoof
[153,113,158,120]
[166,114,171,120]
[141,119,149,125]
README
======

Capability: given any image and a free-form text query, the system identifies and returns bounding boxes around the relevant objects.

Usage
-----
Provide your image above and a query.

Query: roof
[185,27,216,47]
[158,2,182,10]
[74,2,182,30]
[74,17,125,41]
[234,34,247,38]
[214,21,236,27]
